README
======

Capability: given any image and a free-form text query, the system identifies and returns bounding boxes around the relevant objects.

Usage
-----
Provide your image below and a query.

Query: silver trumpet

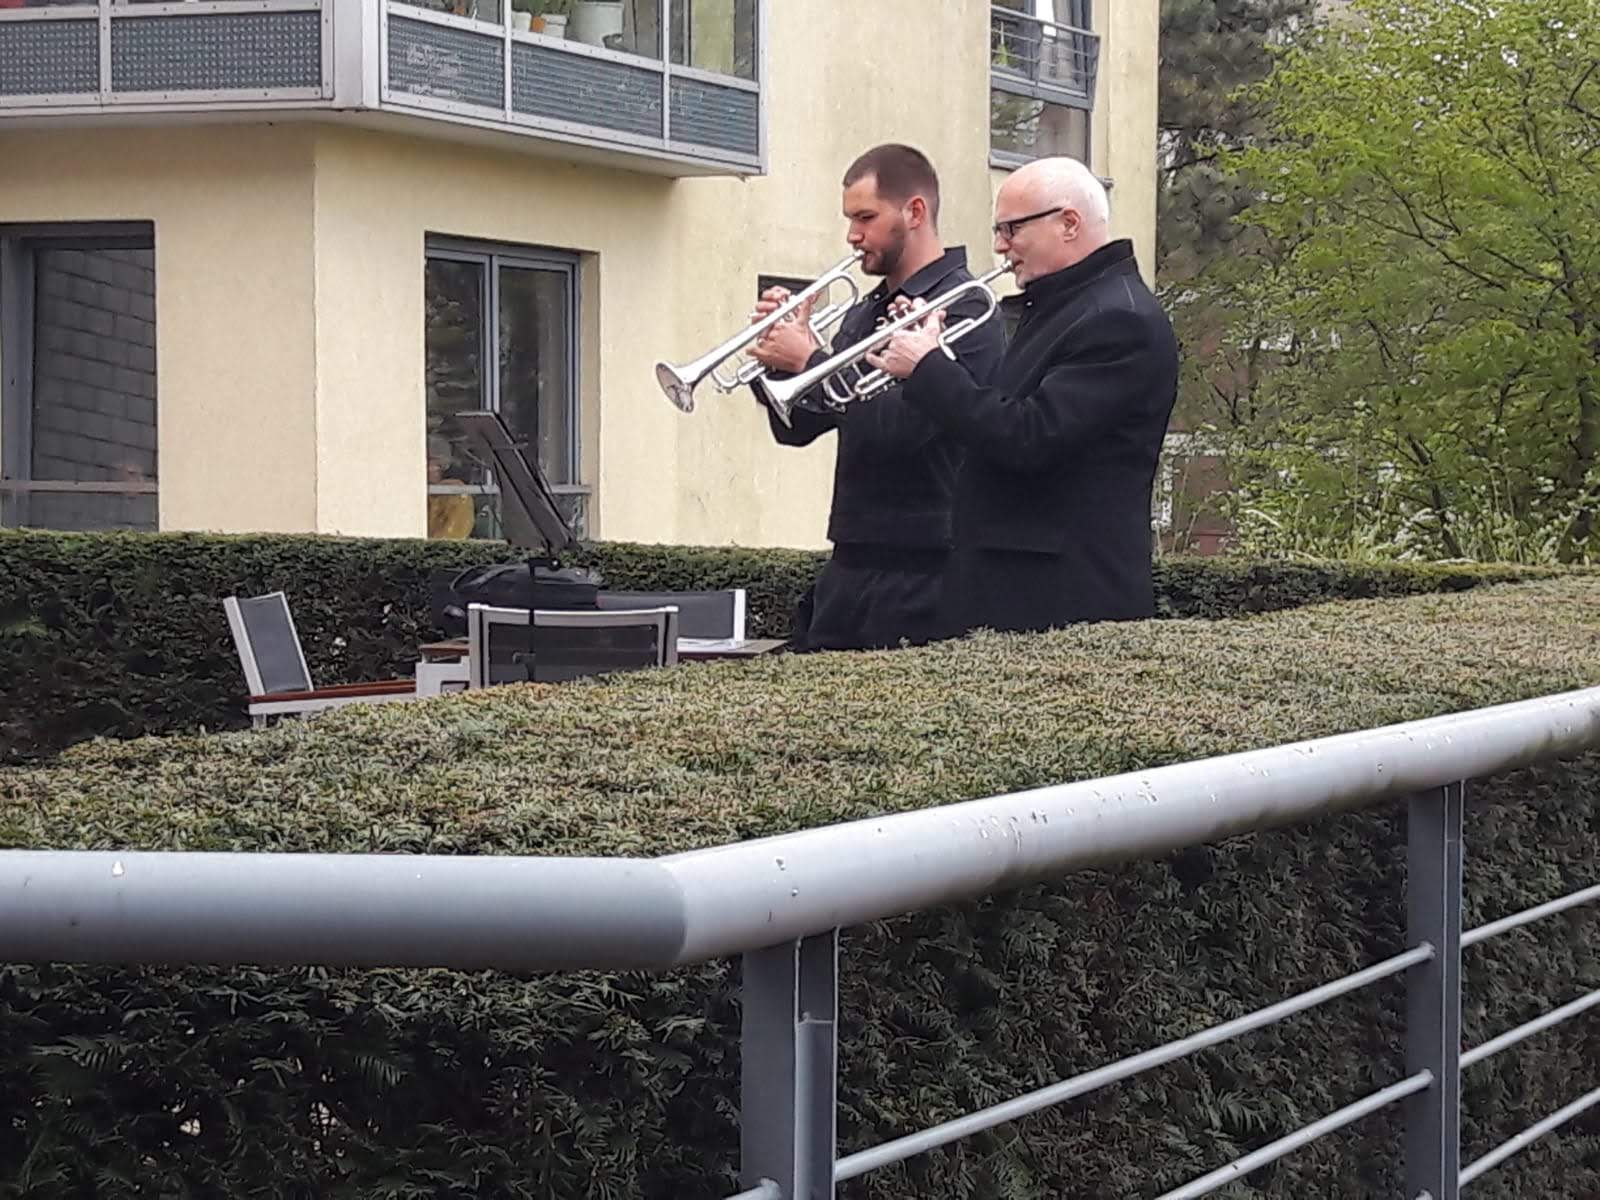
[654,249,864,422]
[753,262,1014,425]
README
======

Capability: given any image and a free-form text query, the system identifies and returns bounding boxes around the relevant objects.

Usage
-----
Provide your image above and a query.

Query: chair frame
[597,588,746,642]
[223,593,417,726]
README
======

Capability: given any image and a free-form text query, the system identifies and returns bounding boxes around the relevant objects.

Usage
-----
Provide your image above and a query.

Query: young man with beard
[747,144,1005,652]
[865,155,1179,635]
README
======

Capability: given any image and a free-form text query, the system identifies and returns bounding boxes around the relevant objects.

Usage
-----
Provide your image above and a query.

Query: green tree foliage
[1217,0,1600,562]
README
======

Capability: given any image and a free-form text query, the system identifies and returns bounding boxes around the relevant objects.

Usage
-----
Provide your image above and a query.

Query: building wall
[0,124,319,533]
[1097,0,1160,278]
[0,0,1159,548]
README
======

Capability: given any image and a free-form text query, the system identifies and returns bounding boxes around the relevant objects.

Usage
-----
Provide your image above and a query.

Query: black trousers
[948,547,1077,635]
[792,545,953,653]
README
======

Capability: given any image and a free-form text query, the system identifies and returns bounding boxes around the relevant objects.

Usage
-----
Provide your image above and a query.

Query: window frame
[423,235,587,535]
[0,222,159,532]
[988,0,1097,171]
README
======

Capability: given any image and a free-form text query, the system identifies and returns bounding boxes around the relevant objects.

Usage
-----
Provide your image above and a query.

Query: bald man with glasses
[866,155,1179,635]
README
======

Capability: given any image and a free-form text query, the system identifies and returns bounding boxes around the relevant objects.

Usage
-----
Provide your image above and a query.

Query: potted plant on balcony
[532,0,571,37]
[510,0,536,32]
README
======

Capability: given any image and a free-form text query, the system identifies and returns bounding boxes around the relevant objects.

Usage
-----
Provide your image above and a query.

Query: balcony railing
[990,5,1098,105]
[0,0,764,176]
[0,0,333,106]
[381,0,761,169]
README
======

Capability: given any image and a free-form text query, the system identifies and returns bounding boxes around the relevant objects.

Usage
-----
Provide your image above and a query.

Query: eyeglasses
[991,206,1065,240]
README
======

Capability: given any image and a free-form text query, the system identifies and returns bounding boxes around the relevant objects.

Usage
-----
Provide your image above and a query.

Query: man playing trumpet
[748,143,1004,652]
[865,155,1179,636]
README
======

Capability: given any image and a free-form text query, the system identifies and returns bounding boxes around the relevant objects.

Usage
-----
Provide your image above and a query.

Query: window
[670,0,758,81]
[990,92,1090,162]
[424,239,585,540]
[388,0,757,79]
[989,0,1097,168]
[0,224,158,532]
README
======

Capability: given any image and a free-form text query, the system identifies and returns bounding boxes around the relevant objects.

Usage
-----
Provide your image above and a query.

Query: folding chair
[465,604,680,687]
[223,591,418,727]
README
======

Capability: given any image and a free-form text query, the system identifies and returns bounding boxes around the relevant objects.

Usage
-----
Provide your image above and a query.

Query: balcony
[0,0,764,177]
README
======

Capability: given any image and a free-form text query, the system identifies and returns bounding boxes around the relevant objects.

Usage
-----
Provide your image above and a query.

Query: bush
[3,578,1599,1198]
[0,529,1556,761]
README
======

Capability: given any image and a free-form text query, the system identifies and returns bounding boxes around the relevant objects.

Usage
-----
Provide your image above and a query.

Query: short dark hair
[842,143,941,225]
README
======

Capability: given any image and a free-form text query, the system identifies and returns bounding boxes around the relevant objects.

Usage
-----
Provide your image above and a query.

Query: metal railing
[990,4,1099,104]
[4,686,1600,1197]
[0,0,334,109]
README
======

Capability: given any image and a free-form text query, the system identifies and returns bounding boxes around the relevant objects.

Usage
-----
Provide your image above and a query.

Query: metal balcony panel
[511,40,660,139]
[0,18,98,97]
[386,14,503,110]
[110,11,322,93]
[668,73,756,156]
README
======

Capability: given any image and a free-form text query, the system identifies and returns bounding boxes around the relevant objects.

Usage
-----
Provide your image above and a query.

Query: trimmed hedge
[0,529,1558,761]
[0,531,824,762]
[3,579,1600,1198]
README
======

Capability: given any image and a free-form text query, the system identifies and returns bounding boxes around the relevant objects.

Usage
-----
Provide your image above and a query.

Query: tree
[1216,0,1600,562]
[1158,0,1315,277]
[1154,0,1315,550]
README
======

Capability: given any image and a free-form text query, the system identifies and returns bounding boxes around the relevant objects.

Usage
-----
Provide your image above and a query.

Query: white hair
[1039,156,1110,230]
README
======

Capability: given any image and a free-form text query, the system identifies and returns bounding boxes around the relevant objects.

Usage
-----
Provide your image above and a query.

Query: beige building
[0,0,1158,548]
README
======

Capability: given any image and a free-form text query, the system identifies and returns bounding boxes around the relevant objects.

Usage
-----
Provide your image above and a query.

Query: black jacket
[906,239,1178,621]
[758,247,1006,552]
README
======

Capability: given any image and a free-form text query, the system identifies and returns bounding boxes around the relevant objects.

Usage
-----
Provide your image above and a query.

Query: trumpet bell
[656,362,697,413]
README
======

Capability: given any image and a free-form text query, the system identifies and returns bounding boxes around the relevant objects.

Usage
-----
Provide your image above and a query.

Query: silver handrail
[6,684,1600,1200]
[6,687,1596,971]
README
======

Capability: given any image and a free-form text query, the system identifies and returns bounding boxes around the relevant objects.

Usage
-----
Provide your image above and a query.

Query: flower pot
[569,0,621,47]
[543,12,567,37]
[511,9,532,31]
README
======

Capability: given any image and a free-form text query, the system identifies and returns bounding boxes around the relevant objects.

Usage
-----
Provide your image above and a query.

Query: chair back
[223,592,314,697]
[596,588,745,641]
[466,605,679,687]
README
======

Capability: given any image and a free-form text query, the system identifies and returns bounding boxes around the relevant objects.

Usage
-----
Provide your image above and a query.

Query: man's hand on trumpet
[865,298,948,380]
[747,286,820,375]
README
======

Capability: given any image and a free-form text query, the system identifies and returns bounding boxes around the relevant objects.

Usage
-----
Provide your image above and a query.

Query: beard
[863,219,909,277]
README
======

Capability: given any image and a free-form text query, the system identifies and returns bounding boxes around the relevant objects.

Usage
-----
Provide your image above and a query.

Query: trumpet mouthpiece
[656,363,696,413]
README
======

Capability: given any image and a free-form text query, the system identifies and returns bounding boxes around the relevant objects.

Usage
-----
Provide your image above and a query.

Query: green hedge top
[3,579,1600,1199]
[8,575,1598,858]
[0,527,1564,761]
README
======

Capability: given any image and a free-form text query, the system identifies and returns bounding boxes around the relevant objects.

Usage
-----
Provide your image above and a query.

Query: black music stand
[454,411,581,683]
[453,410,577,559]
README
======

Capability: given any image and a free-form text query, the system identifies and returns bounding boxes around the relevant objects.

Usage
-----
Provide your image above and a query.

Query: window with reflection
[989,91,1089,161]
[424,240,586,540]
[669,0,757,80]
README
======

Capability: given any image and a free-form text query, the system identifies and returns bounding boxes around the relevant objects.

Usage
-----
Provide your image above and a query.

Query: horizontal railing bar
[989,8,1098,40]
[1461,882,1600,948]
[723,1181,781,1200]
[4,688,1599,972]
[0,481,157,495]
[833,945,1433,1182]
[1461,986,1600,1069]
[1153,1071,1433,1200]
[1460,1084,1600,1187]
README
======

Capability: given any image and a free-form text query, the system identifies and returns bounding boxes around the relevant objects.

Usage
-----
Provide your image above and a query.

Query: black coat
[759,246,1006,552]
[906,239,1178,628]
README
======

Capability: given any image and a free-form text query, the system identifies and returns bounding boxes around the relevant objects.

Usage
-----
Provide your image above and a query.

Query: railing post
[1406,781,1465,1200]
[740,930,838,1200]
